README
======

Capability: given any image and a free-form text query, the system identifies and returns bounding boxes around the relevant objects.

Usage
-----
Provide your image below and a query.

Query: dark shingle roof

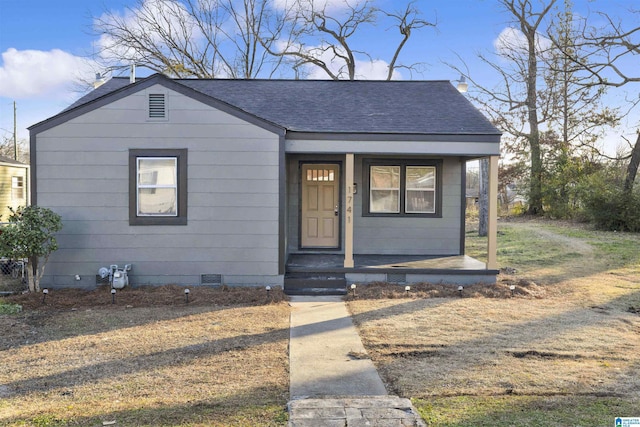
[0,155,27,166]
[62,75,500,136]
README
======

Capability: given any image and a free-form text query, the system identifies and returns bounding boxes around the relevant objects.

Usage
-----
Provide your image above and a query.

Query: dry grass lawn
[2,219,640,426]
[348,219,640,426]
[0,286,290,427]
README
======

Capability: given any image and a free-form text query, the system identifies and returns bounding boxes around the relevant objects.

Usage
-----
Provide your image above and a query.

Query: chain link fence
[0,222,28,293]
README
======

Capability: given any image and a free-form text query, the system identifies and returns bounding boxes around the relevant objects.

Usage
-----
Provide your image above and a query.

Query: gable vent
[148,93,166,118]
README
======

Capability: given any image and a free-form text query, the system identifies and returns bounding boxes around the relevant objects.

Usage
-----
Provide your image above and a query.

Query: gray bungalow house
[29,73,501,292]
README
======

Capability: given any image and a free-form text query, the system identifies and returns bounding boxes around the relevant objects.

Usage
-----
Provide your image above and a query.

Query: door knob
[335,205,339,216]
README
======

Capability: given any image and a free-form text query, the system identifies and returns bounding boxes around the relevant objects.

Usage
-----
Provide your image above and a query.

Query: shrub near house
[0,206,62,291]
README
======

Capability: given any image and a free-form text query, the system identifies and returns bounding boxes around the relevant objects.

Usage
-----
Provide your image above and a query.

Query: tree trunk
[623,132,640,194]
[478,158,489,237]
[28,256,39,292]
[528,136,544,215]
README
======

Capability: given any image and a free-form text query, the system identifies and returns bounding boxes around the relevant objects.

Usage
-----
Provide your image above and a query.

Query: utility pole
[13,101,17,160]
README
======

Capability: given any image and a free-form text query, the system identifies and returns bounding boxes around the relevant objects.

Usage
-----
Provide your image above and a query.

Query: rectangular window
[370,165,400,213]
[11,176,24,200]
[129,149,187,225]
[364,159,442,217]
[405,166,436,214]
[137,158,177,216]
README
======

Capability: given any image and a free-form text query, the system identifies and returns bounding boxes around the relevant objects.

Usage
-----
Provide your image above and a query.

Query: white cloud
[494,26,552,58]
[294,42,401,80]
[0,48,98,99]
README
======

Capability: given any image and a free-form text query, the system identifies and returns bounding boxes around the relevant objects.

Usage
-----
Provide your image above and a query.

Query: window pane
[370,166,400,213]
[406,166,435,189]
[137,157,178,217]
[371,166,400,189]
[138,188,177,216]
[371,190,400,213]
[406,190,435,213]
[138,158,176,186]
[11,176,24,200]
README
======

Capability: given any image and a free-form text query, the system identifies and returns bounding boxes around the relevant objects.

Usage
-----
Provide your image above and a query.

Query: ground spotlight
[42,288,49,304]
[111,288,116,304]
[184,288,190,303]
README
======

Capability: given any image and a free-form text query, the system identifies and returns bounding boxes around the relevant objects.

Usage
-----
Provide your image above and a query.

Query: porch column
[344,153,355,268]
[487,155,499,270]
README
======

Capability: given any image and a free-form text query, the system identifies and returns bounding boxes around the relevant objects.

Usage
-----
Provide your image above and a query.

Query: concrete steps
[284,273,347,296]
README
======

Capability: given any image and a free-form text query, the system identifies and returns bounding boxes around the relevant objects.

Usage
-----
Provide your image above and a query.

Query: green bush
[580,172,640,232]
[0,300,22,314]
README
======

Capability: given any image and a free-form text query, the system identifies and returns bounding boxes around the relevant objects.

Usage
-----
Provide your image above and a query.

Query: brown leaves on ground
[4,284,287,311]
[344,278,548,301]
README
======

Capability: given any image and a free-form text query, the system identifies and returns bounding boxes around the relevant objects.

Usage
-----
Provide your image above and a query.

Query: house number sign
[346,185,354,224]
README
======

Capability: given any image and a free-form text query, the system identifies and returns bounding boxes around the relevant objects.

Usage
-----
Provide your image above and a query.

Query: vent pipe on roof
[130,64,136,84]
[93,73,106,89]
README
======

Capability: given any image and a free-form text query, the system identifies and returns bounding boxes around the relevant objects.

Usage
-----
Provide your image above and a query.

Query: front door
[301,164,340,248]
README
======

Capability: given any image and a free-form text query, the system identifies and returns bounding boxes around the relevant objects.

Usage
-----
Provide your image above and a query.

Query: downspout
[29,130,37,206]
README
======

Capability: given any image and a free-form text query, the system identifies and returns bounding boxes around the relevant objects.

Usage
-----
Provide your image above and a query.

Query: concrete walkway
[288,296,426,426]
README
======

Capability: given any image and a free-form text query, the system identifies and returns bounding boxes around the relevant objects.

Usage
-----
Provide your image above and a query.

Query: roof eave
[285,131,502,143]
[28,74,285,137]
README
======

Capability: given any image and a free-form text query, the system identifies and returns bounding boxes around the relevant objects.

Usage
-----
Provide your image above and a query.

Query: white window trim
[369,165,401,213]
[136,157,178,217]
[405,166,437,214]
[11,176,24,201]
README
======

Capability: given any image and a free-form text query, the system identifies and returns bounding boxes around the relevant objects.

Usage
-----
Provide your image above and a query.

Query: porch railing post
[487,155,499,270]
[344,153,355,268]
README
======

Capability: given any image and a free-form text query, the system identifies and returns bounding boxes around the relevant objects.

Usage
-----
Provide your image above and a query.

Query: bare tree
[94,0,434,81]
[454,0,617,218]
[551,8,640,192]
[263,0,435,80]
[94,0,286,78]
[0,135,29,164]
[451,0,556,215]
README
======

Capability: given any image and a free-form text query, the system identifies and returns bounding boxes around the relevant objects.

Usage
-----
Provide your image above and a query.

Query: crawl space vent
[386,273,406,283]
[201,274,222,285]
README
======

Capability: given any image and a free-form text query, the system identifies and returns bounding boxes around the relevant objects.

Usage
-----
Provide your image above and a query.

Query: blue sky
[0,0,637,154]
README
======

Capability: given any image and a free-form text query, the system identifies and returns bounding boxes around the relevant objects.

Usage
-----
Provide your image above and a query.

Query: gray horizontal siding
[37,150,279,166]
[47,272,283,288]
[52,247,277,263]
[50,219,279,235]
[37,138,277,153]
[285,155,464,257]
[353,156,462,255]
[36,84,282,287]
[55,233,278,249]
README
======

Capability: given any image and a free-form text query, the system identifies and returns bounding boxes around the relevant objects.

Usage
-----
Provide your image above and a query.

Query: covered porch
[282,153,500,294]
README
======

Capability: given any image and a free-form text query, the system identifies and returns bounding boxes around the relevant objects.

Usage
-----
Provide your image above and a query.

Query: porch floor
[286,254,493,275]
